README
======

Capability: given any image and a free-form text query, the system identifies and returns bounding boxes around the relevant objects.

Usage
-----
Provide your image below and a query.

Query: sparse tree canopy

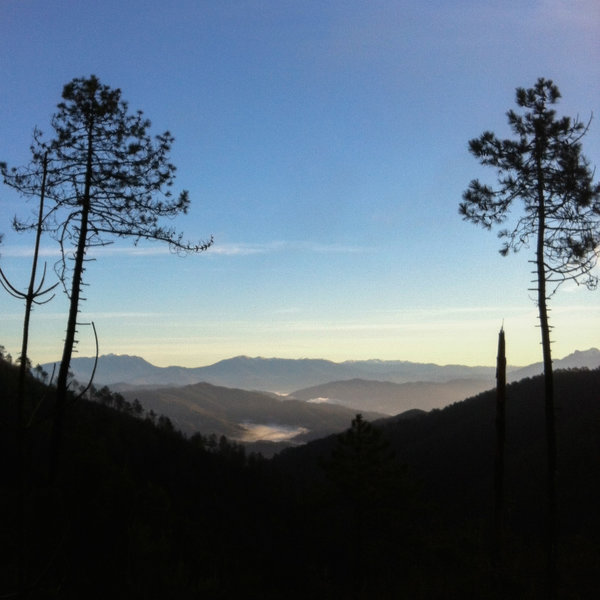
[460,78,600,292]
[2,75,212,479]
[3,75,212,282]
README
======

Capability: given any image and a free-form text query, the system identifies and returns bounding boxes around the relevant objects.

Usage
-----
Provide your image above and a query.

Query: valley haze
[48,348,598,454]
[49,348,600,394]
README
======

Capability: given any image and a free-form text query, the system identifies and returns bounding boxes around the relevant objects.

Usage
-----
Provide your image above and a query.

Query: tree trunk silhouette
[0,153,58,598]
[493,326,506,587]
[459,79,600,598]
[535,140,557,599]
[50,122,93,482]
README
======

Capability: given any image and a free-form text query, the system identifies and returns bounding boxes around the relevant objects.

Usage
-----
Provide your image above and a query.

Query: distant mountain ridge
[507,348,600,381]
[48,353,501,392]
[44,348,600,394]
[289,377,496,414]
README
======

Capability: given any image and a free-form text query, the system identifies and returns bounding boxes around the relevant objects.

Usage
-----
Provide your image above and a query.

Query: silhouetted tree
[131,398,144,417]
[323,414,406,598]
[460,78,600,599]
[33,364,49,384]
[2,75,212,480]
[493,327,507,586]
[0,153,59,599]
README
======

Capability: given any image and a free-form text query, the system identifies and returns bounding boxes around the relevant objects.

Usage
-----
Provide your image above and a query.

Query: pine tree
[2,75,212,479]
[323,414,407,598]
[460,78,600,599]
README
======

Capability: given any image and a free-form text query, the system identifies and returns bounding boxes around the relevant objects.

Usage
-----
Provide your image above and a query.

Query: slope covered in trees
[1,355,598,598]
[275,367,600,597]
[119,380,386,456]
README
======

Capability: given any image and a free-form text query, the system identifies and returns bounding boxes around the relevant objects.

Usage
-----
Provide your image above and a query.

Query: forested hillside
[121,380,385,444]
[2,356,598,598]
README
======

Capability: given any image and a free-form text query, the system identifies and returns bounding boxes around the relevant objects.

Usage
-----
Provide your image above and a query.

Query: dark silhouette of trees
[0,152,59,599]
[2,75,212,480]
[2,356,599,598]
[323,414,409,598]
[460,77,600,598]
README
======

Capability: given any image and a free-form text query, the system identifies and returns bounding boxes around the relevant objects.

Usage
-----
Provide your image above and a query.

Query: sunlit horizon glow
[1,1,599,370]
[2,298,597,369]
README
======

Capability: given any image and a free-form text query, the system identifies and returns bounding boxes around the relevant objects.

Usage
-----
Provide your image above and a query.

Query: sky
[1,0,599,368]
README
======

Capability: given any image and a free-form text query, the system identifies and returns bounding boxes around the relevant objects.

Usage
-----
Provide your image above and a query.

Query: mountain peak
[569,348,599,357]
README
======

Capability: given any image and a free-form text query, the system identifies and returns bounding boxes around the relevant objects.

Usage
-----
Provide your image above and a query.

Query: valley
[48,348,600,451]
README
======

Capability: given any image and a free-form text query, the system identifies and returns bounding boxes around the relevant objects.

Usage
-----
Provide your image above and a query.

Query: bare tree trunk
[50,125,94,482]
[493,326,506,586]
[536,147,557,600]
[538,263,557,600]
[15,154,48,600]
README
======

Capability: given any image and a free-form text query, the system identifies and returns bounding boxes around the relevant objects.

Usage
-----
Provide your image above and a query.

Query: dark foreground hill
[2,356,598,599]
[279,367,600,518]
[275,367,600,596]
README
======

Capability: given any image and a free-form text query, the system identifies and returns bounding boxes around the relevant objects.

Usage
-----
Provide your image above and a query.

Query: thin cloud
[206,242,278,256]
[0,246,63,258]
[3,240,371,259]
[0,310,170,321]
[91,246,172,257]
[369,305,536,319]
[85,311,174,319]
[0,244,172,259]
[206,240,371,256]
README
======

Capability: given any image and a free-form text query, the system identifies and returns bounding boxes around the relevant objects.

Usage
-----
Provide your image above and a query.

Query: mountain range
[44,349,600,394]
[50,353,503,392]
[40,348,599,450]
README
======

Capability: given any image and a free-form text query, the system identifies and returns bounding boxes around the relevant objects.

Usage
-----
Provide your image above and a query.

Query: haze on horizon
[41,346,600,374]
[1,1,599,369]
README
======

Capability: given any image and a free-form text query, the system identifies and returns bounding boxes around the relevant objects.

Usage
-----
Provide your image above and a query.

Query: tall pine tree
[3,76,212,479]
[460,78,600,599]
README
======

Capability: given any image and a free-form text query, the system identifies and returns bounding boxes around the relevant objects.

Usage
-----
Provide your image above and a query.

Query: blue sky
[1,0,599,368]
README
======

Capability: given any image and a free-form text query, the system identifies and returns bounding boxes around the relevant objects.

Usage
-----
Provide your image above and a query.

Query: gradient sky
[1,0,599,368]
